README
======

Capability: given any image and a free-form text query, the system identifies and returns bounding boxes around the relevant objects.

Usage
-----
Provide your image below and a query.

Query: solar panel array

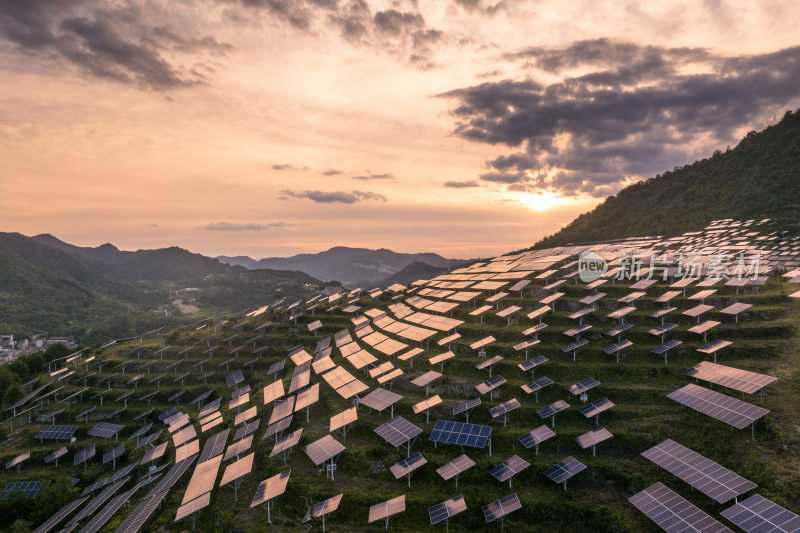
[629,482,733,533]
[641,439,757,504]
[667,384,770,429]
[720,494,800,533]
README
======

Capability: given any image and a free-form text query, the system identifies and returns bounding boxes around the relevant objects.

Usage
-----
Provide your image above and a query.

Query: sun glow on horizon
[520,190,563,211]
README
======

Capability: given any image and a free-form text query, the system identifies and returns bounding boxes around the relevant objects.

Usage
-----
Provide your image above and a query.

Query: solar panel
[6,451,29,470]
[141,442,167,463]
[330,407,357,433]
[234,419,260,441]
[628,482,733,533]
[368,495,406,524]
[641,439,757,504]
[567,377,600,395]
[44,447,68,465]
[375,416,422,448]
[1,481,41,500]
[575,427,613,453]
[666,383,769,432]
[489,455,530,485]
[31,495,88,533]
[429,420,491,449]
[74,444,95,466]
[579,398,615,420]
[537,400,569,422]
[476,376,506,395]
[70,477,130,523]
[198,428,229,464]
[429,495,466,526]
[35,425,77,441]
[176,439,201,463]
[521,377,553,395]
[219,452,254,486]
[489,398,520,419]
[304,434,345,465]
[683,361,776,395]
[176,492,210,521]
[518,425,556,450]
[720,494,800,533]
[483,493,521,524]
[114,490,167,533]
[270,429,304,459]
[544,456,586,485]
[251,469,291,508]
[102,445,125,464]
[303,493,343,523]
[453,398,481,416]
[436,455,476,484]
[361,388,403,413]
[518,355,548,373]
[389,452,427,480]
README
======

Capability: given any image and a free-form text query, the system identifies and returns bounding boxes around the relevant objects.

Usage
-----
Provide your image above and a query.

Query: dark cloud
[442,40,800,197]
[225,0,443,68]
[373,9,424,36]
[272,163,296,170]
[452,0,509,16]
[280,189,388,203]
[352,172,395,181]
[0,0,230,90]
[202,221,297,231]
[322,169,343,175]
[444,179,480,188]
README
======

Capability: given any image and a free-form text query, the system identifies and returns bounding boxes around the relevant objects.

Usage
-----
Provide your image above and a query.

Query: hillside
[535,109,800,248]
[32,235,236,282]
[219,246,468,287]
[0,234,332,343]
[0,233,172,343]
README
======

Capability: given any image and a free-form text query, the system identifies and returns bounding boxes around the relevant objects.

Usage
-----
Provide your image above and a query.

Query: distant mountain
[32,234,237,282]
[374,261,449,288]
[0,233,331,342]
[219,246,469,287]
[0,232,169,343]
[535,108,800,248]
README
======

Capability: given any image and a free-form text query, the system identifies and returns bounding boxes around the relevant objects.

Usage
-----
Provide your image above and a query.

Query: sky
[2,1,800,259]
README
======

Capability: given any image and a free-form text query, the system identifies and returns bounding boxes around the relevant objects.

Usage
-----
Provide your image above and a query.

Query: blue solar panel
[0,481,41,499]
[35,425,77,440]
[429,420,491,448]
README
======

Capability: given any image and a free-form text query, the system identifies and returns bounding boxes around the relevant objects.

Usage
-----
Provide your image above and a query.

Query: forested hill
[535,109,800,248]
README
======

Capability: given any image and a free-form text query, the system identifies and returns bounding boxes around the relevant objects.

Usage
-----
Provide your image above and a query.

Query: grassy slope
[2,276,799,532]
[535,109,800,248]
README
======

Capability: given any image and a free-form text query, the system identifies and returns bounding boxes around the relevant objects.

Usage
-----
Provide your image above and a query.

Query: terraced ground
[2,222,800,533]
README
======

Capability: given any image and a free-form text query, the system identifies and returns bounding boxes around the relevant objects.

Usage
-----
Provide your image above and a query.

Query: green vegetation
[535,109,800,248]
[0,233,335,344]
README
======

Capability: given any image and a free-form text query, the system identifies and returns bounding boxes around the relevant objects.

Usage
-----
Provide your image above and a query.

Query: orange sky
[2,1,799,258]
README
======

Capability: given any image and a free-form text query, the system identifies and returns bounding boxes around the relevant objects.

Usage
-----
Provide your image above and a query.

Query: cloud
[322,169,343,175]
[0,0,230,90]
[224,0,445,68]
[280,189,388,203]
[444,179,480,188]
[352,172,395,181]
[441,40,800,197]
[147,223,160,228]
[201,221,297,231]
[272,163,296,170]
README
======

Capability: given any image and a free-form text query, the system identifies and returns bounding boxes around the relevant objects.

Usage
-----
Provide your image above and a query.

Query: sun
[520,190,561,211]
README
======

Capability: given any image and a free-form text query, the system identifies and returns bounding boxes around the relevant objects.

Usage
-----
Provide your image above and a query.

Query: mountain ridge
[218,246,469,287]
